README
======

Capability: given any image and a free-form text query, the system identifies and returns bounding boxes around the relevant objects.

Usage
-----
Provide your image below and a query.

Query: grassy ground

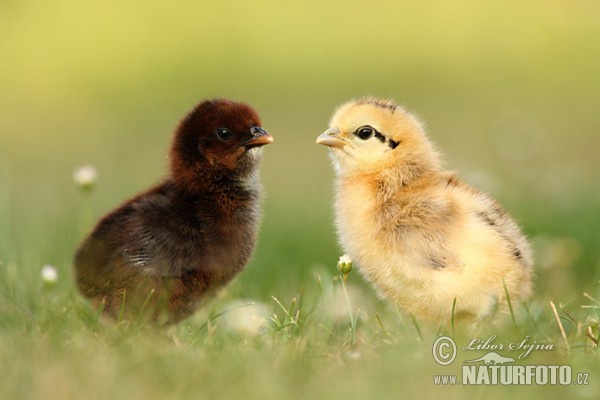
[2,1,600,399]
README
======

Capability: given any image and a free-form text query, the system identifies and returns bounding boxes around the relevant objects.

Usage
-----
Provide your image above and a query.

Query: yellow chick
[316,97,533,326]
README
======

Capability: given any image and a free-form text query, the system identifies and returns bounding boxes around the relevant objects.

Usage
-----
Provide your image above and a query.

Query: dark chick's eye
[355,125,375,140]
[215,128,233,142]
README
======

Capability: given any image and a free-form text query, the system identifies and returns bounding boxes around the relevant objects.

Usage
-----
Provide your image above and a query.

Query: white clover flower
[345,350,362,360]
[338,254,352,265]
[73,165,97,190]
[337,254,353,274]
[41,265,58,285]
[220,300,271,336]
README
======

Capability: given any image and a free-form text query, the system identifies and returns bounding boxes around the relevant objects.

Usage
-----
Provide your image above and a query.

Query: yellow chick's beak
[316,129,347,149]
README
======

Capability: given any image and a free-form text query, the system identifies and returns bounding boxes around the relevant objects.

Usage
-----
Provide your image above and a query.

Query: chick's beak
[316,129,347,149]
[242,127,273,149]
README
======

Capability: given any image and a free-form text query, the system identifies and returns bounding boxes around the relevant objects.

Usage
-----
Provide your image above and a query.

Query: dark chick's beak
[316,128,347,149]
[243,127,273,149]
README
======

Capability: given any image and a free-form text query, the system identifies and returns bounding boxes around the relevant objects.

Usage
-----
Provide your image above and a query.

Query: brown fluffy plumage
[317,97,533,326]
[74,99,272,324]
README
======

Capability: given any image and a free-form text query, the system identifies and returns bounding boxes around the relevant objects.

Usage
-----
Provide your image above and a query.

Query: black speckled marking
[476,211,496,226]
[373,131,386,143]
[358,98,398,112]
[388,139,399,149]
[429,256,447,269]
[513,248,522,260]
[476,210,526,266]
[373,128,399,150]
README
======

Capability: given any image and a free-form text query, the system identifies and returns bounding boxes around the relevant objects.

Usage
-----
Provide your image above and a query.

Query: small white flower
[221,300,270,336]
[338,254,352,265]
[41,265,58,285]
[345,350,362,360]
[73,165,97,189]
[337,254,353,274]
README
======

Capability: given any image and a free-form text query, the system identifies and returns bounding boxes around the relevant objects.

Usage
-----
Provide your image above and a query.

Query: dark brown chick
[74,99,273,324]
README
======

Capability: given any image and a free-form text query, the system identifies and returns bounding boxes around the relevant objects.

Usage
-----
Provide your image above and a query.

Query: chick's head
[170,99,272,183]
[317,97,440,177]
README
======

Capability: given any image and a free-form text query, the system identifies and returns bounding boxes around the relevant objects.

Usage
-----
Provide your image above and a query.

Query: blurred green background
[1,0,599,304]
[2,2,600,400]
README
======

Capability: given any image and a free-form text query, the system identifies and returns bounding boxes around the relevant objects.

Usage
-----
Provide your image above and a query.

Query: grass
[2,0,600,398]
[1,197,600,399]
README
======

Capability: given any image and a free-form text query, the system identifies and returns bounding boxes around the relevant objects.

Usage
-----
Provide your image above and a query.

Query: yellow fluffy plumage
[317,97,533,326]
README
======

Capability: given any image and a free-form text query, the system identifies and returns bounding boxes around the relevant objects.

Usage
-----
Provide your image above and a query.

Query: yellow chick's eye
[355,126,375,140]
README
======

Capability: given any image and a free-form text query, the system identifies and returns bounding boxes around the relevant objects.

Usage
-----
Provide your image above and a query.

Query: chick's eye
[355,126,375,140]
[215,128,233,142]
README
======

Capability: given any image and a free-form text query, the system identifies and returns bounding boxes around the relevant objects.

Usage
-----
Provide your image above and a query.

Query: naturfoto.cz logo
[432,336,590,386]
